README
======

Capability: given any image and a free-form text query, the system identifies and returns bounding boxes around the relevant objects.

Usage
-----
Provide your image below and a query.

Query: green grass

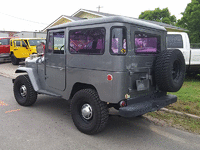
[167,75,200,116]
[146,75,200,134]
[146,111,200,134]
[169,78,200,103]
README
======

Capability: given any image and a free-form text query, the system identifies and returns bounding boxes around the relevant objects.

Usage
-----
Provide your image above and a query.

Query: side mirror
[0,42,2,45]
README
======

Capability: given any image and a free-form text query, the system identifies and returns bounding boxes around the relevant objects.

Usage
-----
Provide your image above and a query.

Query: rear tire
[14,75,37,106]
[11,54,19,65]
[70,89,109,135]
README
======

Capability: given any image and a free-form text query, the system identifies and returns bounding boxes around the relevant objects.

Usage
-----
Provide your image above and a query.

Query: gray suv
[13,16,185,134]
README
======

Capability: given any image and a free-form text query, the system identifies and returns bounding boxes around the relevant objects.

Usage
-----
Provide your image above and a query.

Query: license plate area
[136,79,149,91]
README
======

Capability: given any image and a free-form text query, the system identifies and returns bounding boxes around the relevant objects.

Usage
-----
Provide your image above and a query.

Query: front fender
[15,67,41,92]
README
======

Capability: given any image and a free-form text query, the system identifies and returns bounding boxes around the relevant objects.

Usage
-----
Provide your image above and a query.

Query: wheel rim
[20,85,27,97]
[81,104,93,120]
[172,60,181,82]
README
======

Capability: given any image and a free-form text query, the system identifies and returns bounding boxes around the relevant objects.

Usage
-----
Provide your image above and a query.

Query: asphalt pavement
[0,62,200,150]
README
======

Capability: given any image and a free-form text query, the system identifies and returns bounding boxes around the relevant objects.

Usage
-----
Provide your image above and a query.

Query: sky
[0,0,191,32]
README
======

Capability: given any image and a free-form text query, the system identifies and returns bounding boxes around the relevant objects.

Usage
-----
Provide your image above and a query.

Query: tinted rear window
[166,34,183,48]
[135,32,161,53]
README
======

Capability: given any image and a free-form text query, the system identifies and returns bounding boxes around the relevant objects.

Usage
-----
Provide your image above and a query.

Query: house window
[69,28,105,55]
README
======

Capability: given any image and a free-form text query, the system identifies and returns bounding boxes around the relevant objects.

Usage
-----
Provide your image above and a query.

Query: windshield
[29,39,46,46]
[166,34,183,48]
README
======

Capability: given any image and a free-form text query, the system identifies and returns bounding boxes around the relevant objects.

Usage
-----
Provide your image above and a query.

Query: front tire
[14,75,37,106]
[70,89,109,135]
[11,54,19,65]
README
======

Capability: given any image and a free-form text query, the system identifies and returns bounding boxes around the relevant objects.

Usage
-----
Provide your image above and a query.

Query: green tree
[177,0,200,43]
[139,8,177,25]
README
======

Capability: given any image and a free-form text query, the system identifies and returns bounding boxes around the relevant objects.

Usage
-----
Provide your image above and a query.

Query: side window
[16,41,21,47]
[47,31,65,54]
[22,41,27,47]
[53,32,65,54]
[0,39,10,45]
[47,32,53,53]
[69,28,105,54]
[110,27,127,55]
[135,32,160,54]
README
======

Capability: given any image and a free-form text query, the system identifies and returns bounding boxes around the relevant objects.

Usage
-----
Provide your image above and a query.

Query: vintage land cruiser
[13,16,185,134]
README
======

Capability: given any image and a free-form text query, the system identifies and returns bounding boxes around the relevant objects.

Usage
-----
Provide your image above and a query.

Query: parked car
[0,37,11,62]
[167,32,200,73]
[13,16,185,134]
[10,38,46,65]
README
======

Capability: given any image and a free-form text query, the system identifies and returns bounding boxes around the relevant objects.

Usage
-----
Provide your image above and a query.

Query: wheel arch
[69,82,97,100]
[14,67,41,92]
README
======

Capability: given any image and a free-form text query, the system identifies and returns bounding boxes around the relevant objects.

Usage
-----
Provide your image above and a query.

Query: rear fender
[15,67,41,91]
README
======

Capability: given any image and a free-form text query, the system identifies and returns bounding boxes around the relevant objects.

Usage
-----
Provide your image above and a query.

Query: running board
[37,90,62,97]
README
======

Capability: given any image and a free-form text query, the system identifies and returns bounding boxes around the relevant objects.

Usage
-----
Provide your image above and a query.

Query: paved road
[0,62,200,150]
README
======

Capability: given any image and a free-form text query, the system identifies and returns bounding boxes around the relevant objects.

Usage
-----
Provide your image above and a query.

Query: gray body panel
[16,16,168,104]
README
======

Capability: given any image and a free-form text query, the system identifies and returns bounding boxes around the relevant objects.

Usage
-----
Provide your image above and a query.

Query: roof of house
[72,8,117,17]
[42,9,188,32]
[49,16,166,31]
[72,9,188,32]
[42,15,84,32]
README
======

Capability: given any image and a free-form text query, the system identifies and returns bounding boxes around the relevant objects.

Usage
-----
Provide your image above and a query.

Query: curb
[160,108,200,120]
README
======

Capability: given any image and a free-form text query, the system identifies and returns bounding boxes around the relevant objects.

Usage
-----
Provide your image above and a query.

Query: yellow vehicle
[10,38,46,65]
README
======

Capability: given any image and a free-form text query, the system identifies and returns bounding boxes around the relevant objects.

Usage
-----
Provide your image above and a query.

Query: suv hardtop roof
[49,16,166,31]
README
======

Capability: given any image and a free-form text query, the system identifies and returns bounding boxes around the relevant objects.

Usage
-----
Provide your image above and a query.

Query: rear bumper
[119,94,177,117]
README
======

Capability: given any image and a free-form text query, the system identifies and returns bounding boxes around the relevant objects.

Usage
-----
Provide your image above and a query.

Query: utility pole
[97,5,103,12]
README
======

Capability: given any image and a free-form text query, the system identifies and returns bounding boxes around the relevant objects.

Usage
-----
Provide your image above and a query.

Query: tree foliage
[139,8,177,25]
[177,0,200,43]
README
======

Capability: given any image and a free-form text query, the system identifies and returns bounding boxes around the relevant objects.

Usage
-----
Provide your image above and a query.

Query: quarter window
[69,28,105,55]
[135,32,160,53]
[110,27,127,55]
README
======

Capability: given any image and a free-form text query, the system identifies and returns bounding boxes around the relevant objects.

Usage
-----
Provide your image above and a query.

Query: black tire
[11,54,19,65]
[14,75,37,106]
[70,89,109,135]
[155,49,185,92]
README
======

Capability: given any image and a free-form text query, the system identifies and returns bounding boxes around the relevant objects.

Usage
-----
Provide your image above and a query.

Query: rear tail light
[119,100,127,107]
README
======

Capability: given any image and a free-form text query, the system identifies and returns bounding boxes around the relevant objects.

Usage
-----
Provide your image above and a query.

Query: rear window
[0,39,10,45]
[135,32,160,54]
[166,34,183,48]
[69,28,105,55]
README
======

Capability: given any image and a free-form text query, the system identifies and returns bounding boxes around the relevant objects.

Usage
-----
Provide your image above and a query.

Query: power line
[0,12,48,25]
